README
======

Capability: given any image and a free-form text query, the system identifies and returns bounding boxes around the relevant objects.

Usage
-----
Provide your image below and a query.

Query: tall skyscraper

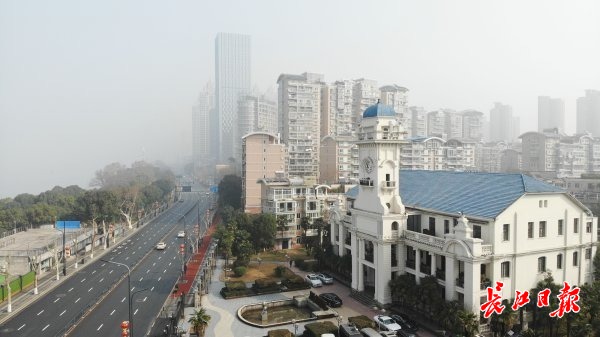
[577,90,600,136]
[277,72,323,180]
[238,95,278,137]
[192,83,213,167]
[489,102,517,142]
[380,85,409,134]
[352,78,379,124]
[215,32,251,167]
[461,110,484,141]
[538,96,565,132]
[320,80,355,138]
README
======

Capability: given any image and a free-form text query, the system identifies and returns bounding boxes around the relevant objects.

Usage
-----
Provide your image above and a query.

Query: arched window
[391,221,399,230]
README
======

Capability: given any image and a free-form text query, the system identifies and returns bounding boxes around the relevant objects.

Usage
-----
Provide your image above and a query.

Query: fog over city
[1,0,599,198]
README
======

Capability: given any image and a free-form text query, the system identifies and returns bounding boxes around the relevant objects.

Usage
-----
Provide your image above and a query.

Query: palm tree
[457,310,479,337]
[439,300,462,332]
[188,307,211,336]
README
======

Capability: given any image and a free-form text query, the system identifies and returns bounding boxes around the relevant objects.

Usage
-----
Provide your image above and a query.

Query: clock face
[363,156,374,173]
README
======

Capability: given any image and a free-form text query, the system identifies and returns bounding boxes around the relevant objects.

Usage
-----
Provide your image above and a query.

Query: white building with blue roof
[330,101,597,318]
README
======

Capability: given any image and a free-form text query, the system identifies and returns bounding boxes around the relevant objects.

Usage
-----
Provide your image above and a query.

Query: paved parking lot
[199,260,434,337]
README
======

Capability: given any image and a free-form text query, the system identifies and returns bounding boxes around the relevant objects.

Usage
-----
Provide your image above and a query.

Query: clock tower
[354,101,407,215]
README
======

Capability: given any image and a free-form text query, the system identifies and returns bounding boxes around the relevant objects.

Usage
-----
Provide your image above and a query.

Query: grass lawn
[252,248,309,262]
[222,249,310,283]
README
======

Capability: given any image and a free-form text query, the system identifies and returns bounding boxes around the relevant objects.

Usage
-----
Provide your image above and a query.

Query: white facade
[400,137,476,171]
[330,102,597,318]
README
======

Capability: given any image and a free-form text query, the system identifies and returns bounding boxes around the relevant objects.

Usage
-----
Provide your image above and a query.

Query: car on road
[373,315,402,332]
[306,274,323,287]
[177,230,185,238]
[156,242,166,250]
[316,272,334,284]
[390,313,418,332]
[318,292,343,307]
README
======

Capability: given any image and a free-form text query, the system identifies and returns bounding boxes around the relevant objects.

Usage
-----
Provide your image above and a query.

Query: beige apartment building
[241,132,287,214]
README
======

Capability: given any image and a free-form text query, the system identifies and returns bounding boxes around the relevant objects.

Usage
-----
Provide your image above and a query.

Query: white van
[360,328,383,337]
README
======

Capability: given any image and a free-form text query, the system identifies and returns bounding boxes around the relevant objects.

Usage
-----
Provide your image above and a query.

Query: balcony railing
[481,245,493,256]
[381,181,396,188]
[436,268,445,281]
[456,277,464,288]
[403,230,445,250]
[480,280,492,290]
[420,264,431,275]
[406,260,416,269]
[276,230,298,239]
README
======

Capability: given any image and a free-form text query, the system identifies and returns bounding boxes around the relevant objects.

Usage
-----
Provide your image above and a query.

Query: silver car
[316,273,334,284]
[306,274,323,287]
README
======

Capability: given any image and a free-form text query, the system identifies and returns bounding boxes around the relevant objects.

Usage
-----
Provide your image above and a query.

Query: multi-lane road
[0,192,211,337]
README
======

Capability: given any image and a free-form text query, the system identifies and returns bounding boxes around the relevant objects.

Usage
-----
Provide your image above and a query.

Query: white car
[305,274,323,287]
[156,242,166,250]
[316,273,333,284]
[177,231,185,238]
[373,315,402,332]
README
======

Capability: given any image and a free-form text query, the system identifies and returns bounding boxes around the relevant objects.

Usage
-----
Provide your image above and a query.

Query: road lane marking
[80,278,86,283]
[88,287,93,292]
[92,270,97,274]
[75,297,80,303]
[122,297,126,303]
[110,309,115,315]
[157,277,161,282]
[143,296,147,302]
[109,270,113,274]
[37,310,44,315]
[18,324,25,331]
[125,257,129,260]
[139,277,143,282]
[134,308,139,315]
[60,310,66,316]
[42,324,50,331]
[146,269,150,274]
[53,298,60,303]
[152,263,156,266]
[164,269,167,273]
[99,278,104,282]
[151,286,154,291]
[68,287,74,292]
[101,263,106,267]
[97,324,103,331]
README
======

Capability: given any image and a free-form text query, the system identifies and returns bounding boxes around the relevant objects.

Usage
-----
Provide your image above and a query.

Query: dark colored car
[390,313,418,332]
[319,292,343,307]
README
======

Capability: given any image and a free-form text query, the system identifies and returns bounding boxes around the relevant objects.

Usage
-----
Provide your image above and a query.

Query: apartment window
[503,224,510,241]
[544,200,548,207]
[574,219,579,233]
[586,221,592,233]
[573,252,578,266]
[557,254,563,269]
[501,261,510,278]
[538,257,546,273]
[391,221,399,231]
[473,225,481,239]
[539,221,546,238]
[444,220,450,234]
[428,217,436,235]
[528,222,534,238]
[558,220,563,235]
[585,248,592,260]
[539,200,543,208]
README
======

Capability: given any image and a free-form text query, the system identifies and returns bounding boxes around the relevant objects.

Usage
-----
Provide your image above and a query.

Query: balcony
[403,230,445,250]
[481,245,493,256]
[436,268,445,281]
[381,181,396,189]
[406,259,416,269]
[420,264,431,275]
[359,178,374,187]
[480,279,492,290]
[276,230,298,239]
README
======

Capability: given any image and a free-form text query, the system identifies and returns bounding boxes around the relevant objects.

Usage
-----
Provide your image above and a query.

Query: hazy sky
[1,0,599,198]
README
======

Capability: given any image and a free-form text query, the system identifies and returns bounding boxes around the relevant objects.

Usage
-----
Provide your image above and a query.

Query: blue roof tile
[346,171,564,219]
[362,102,396,118]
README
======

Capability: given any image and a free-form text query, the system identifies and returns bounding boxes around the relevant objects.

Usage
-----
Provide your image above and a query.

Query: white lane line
[143,296,147,302]
[151,286,155,291]
[92,270,97,274]
[173,256,176,260]
[68,287,74,292]
[75,297,81,303]
[110,309,116,316]
[109,270,113,274]
[60,310,66,316]
[146,269,150,274]
[134,308,139,315]
[42,324,50,331]
[80,278,86,283]
[139,277,143,282]
[99,278,104,282]
[101,263,106,267]
[18,324,25,331]
[88,287,93,292]
[125,256,129,260]
[164,269,167,273]
[37,310,44,316]
[132,286,135,291]
[97,323,103,331]
[152,262,156,267]
[53,298,60,303]
[157,277,161,282]
[122,297,126,303]
[158,256,162,260]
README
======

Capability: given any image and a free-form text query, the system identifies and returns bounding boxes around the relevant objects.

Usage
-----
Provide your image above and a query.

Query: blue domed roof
[362,102,396,118]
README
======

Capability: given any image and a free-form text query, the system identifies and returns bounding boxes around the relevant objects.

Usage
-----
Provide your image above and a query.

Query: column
[415,248,421,284]
[431,253,437,276]
[397,243,406,275]
[445,256,456,301]
[463,261,480,314]
[351,235,359,290]
[338,224,345,257]
[357,239,364,291]
[375,243,392,304]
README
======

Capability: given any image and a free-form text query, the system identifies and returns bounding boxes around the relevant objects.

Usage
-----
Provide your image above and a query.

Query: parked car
[177,230,185,238]
[318,292,343,307]
[316,272,334,284]
[373,315,402,332]
[390,313,418,332]
[305,274,323,287]
[339,324,362,337]
[397,330,417,337]
[155,242,166,250]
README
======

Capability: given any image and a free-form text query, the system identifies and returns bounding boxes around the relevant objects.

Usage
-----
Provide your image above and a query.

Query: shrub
[253,277,280,294]
[282,275,310,291]
[309,291,329,310]
[348,315,376,330]
[233,266,247,277]
[302,321,337,337]
[274,265,287,277]
[267,329,293,337]
[225,281,247,291]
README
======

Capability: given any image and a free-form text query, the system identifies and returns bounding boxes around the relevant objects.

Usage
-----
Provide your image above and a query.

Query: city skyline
[1,0,599,198]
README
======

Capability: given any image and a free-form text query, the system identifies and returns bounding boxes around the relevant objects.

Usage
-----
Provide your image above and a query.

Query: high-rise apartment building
[426,110,446,138]
[215,32,251,167]
[409,106,427,138]
[352,79,379,123]
[192,84,213,167]
[489,102,518,143]
[319,136,358,184]
[577,90,600,136]
[380,85,409,135]
[538,96,565,132]
[238,95,278,137]
[241,133,286,214]
[277,73,323,180]
[321,80,355,138]
[461,110,484,141]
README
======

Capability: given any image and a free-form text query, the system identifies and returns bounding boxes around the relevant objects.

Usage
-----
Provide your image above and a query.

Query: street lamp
[336,315,343,336]
[101,259,134,337]
[292,319,298,337]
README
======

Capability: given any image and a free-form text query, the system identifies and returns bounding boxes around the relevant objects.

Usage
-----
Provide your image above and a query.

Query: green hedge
[0,271,35,303]
[225,281,247,290]
[348,315,376,330]
[302,321,337,337]
[267,329,293,337]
